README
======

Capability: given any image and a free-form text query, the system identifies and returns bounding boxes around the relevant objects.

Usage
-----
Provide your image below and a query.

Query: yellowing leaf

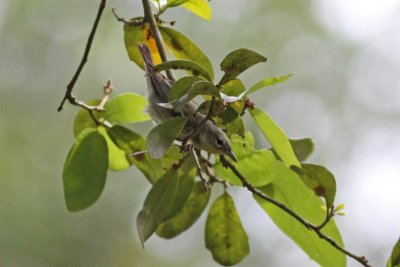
[205,192,249,266]
[255,161,345,267]
[182,0,212,21]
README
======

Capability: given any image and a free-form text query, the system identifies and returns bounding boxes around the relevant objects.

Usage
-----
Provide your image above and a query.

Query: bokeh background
[1,0,399,266]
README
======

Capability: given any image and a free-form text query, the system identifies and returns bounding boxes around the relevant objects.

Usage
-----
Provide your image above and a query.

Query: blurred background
[1,0,399,266]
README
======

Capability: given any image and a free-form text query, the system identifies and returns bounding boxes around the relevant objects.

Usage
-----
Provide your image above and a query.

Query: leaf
[216,106,245,137]
[215,132,278,187]
[136,156,196,245]
[159,26,214,80]
[289,138,314,162]
[291,163,337,208]
[181,0,212,21]
[219,48,267,85]
[243,73,294,97]
[63,129,108,212]
[73,99,101,137]
[98,127,130,171]
[103,93,150,124]
[250,107,301,168]
[205,192,249,266]
[156,182,211,239]
[254,161,345,267]
[123,22,147,69]
[220,79,246,96]
[174,81,221,111]
[154,60,212,81]
[146,117,188,159]
[168,76,204,101]
[166,0,189,7]
[387,238,400,267]
[106,125,164,184]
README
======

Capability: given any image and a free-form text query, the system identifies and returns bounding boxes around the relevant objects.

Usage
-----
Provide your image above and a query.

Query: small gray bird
[138,44,237,162]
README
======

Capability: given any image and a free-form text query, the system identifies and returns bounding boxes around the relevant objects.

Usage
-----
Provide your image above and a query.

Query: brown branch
[71,80,114,125]
[220,156,372,267]
[57,0,106,112]
[142,0,176,81]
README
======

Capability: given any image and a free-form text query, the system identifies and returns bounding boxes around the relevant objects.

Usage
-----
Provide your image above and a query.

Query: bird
[137,44,237,162]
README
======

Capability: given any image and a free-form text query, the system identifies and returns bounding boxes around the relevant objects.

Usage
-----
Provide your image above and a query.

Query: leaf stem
[220,156,372,267]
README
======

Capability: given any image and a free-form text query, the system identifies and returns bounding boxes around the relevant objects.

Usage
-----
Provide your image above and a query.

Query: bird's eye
[216,138,224,146]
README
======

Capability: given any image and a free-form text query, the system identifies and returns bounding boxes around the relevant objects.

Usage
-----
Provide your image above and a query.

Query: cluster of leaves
[61,1,393,267]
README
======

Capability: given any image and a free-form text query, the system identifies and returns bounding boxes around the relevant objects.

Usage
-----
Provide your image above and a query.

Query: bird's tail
[137,44,154,73]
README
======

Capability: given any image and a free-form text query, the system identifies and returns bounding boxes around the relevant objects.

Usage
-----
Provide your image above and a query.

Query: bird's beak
[227,150,237,162]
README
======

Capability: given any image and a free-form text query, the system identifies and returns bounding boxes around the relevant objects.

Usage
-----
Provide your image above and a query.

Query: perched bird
[138,44,237,162]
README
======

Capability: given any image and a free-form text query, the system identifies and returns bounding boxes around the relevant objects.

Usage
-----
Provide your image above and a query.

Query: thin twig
[220,156,372,267]
[191,149,210,190]
[57,0,106,112]
[142,0,176,81]
[71,80,114,125]
[112,8,143,26]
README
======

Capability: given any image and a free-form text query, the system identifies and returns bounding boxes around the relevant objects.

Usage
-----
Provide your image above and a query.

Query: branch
[219,156,372,267]
[57,0,106,112]
[142,0,176,81]
[73,80,114,125]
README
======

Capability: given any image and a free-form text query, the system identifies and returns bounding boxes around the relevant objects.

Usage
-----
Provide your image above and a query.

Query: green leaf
[98,127,130,171]
[289,138,314,162]
[63,128,108,212]
[159,26,214,80]
[154,60,212,81]
[250,107,301,168]
[123,23,147,69]
[220,79,246,96]
[106,125,164,184]
[243,73,294,97]
[146,117,188,159]
[103,93,150,124]
[205,192,249,266]
[136,156,196,245]
[219,48,267,85]
[254,162,345,267]
[168,76,204,101]
[291,163,337,208]
[156,182,211,239]
[73,99,101,137]
[216,106,244,137]
[181,0,212,21]
[166,0,189,7]
[215,132,277,187]
[387,238,400,267]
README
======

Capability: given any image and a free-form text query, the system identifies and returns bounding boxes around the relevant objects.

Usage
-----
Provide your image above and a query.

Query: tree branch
[142,0,176,81]
[220,156,372,267]
[57,0,106,112]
